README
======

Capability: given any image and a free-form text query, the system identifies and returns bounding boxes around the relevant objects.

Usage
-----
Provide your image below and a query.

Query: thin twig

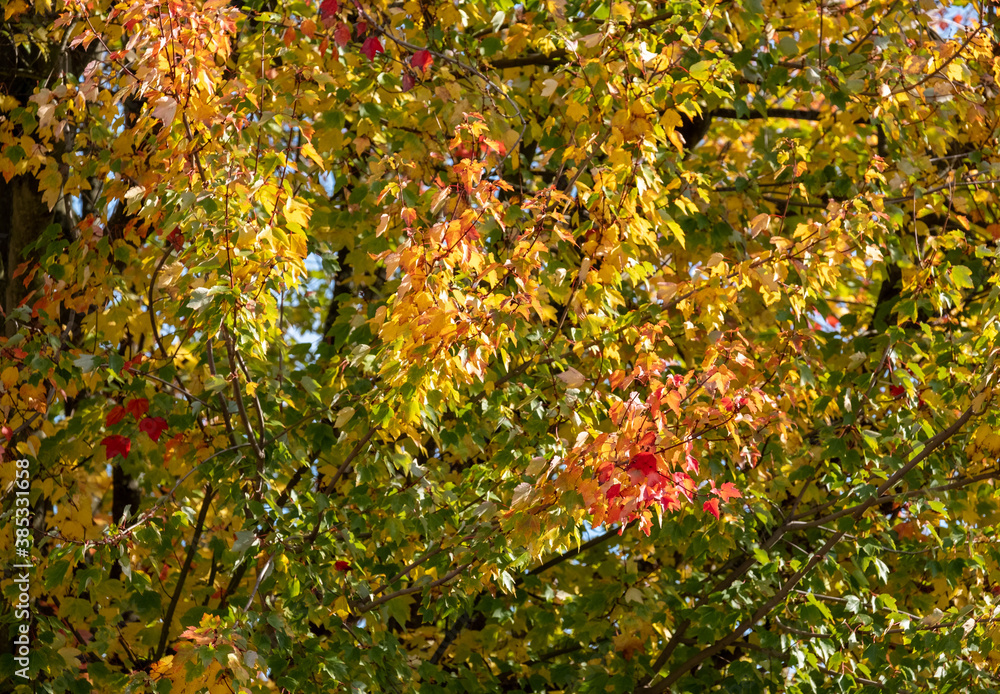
[354,561,475,615]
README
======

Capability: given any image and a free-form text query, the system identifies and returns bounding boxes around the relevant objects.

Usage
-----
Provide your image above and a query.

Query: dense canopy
[2,0,1000,691]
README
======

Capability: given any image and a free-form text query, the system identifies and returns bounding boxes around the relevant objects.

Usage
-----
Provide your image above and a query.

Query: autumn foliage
[2,0,1000,691]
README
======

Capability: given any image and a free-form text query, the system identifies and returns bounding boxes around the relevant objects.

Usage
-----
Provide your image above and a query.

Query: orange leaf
[714,482,742,502]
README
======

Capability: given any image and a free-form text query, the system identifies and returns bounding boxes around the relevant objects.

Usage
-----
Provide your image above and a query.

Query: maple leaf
[139,416,169,442]
[605,483,622,500]
[121,355,145,375]
[102,435,131,460]
[628,452,657,477]
[411,49,433,74]
[613,633,646,661]
[333,22,352,48]
[150,96,177,128]
[894,520,918,541]
[556,367,586,388]
[360,37,384,60]
[478,136,505,155]
[596,461,616,484]
[683,454,699,474]
[125,398,149,419]
[106,405,126,426]
[165,228,184,251]
[703,498,720,520]
[714,482,742,503]
[319,0,338,26]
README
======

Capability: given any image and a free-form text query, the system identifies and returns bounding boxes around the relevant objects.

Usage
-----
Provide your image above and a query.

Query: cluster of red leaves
[596,450,743,526]
[565,353,764,533]
[101,397,169,459]
[596,449,700,532]
[703,482,743,519]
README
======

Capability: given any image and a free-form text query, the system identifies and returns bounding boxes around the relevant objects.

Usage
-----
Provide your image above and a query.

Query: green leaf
[950,265,975,289]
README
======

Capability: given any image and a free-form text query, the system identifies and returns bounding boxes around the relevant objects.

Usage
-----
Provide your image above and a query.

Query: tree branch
[156,484,215,660]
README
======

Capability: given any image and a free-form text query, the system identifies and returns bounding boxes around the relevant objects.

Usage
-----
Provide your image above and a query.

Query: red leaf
[703,498,720,519]
[826,314,840,327]
[355,20,367,36]
[165,229,184,251]
[121,354,145,374]
[106,405,127,426]
[605,483,622,500]
[889,385,906,397]
[1,425,12,442]
[683,454,699,474]
[159,564,170,581]
[139,416,169,442]
[335,560,351,572]
[596,461,615,484]
[401,72,415,91]
[125,398,149,420]
[319,0,338,23]
[628,452,657,476]
[333,22,352,48]
[714,482,742,502]
[361,36,383,60]
[720,396,735,412]
[102,435,131,460]
[411,49,433,74]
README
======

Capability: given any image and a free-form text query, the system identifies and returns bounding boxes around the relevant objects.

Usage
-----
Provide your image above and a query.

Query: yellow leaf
[333,595,351,618]
[1,366,18,388]
[300,140,325,168]
[284,198,312,229]
[4,0,29,20]
[334,406,355,428]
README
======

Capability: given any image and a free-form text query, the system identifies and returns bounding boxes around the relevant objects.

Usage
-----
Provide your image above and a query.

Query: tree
[1,0,999,690]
